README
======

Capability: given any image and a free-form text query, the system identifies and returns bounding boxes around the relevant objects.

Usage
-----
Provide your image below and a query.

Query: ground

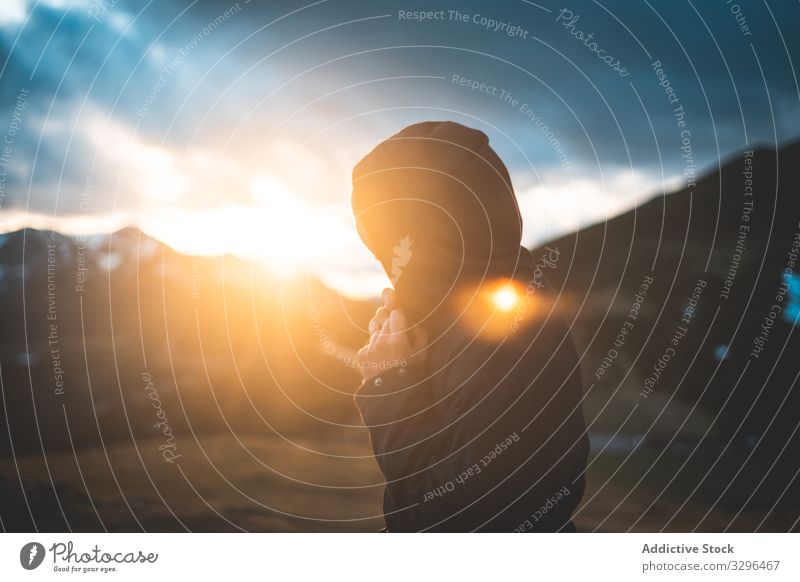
[0,430,794,532]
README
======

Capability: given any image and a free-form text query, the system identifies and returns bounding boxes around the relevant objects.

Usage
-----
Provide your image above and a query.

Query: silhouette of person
[351,121,588,531]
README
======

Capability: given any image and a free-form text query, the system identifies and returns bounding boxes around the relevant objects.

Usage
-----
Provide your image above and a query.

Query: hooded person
[351,121,588,532]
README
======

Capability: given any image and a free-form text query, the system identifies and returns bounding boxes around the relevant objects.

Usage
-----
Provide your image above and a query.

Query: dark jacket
[354,261,588,532]
[351,121,588,531]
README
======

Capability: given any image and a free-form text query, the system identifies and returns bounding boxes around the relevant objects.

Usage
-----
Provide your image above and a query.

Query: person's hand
[357,289,426,381]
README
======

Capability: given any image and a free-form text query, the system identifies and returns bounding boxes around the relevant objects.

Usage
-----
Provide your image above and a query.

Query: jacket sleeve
[354,365,481,531]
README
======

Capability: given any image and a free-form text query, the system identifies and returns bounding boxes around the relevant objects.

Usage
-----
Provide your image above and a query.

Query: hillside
[532,141,800,515]
[0,227,375,456]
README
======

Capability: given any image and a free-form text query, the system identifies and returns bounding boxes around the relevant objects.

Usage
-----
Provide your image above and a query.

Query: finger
[382,288,397,310]
[369,319,391,354]
[368,320,380,336]
[367,331,379,351]
[368,306,391,335]
[388,309,411,352]
[389,308,409,333]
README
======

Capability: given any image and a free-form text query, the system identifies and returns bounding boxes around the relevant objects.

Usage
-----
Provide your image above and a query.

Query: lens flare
[492,286,519,312]
[456,278,536,341]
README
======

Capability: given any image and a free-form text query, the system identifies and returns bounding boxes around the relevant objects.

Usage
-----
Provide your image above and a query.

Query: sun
[141,174,358,280]
[492,286,519,312]
[455,279,529,340]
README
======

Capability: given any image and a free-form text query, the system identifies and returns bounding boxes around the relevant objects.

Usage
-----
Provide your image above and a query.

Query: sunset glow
[492,286,519,312]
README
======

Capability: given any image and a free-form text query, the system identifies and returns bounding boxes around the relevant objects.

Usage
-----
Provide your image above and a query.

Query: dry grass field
[2,427,793,532]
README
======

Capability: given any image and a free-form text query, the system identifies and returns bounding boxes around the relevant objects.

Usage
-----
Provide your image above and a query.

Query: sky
[0,0,798,297]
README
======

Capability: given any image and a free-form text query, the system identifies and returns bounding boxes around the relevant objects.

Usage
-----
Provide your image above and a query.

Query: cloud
[518,169,660,248]
[0,0,798,295]
[0,0,28,27]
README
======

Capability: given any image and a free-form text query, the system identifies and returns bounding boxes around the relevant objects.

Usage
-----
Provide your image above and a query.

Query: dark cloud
[0,0,798,218]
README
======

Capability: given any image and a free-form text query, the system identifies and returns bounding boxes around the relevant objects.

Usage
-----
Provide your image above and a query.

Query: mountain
[531,140,800,514]
[0,227,375,456]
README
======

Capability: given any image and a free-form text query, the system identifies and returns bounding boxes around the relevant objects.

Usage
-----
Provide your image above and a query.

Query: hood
[352,121,528,328]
